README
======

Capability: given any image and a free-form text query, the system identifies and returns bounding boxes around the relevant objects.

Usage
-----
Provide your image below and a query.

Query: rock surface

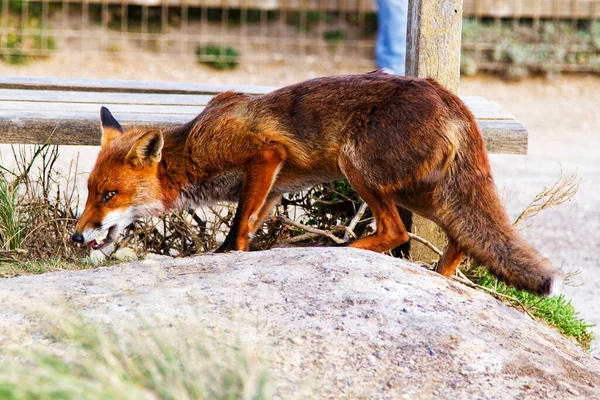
[0,248,598,399]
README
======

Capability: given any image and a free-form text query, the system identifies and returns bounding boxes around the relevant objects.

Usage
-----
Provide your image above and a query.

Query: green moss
[465,265,595,351]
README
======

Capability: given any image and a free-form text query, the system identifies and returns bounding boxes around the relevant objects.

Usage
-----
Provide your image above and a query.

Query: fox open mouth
[87,225,118,250]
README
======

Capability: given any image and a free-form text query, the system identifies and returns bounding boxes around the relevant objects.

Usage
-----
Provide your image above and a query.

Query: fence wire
[0,0,599,73]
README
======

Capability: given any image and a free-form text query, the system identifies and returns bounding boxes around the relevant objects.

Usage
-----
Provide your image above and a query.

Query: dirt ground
[1,52,599,353]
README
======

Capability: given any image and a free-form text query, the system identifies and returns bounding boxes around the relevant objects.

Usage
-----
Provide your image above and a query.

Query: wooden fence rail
[21,0,593,19]
[1,0,598,17]
[0,76,527,155]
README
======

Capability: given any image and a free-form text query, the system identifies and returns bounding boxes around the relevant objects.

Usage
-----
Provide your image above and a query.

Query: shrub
[196,44,240,70]
[461,18,600,78]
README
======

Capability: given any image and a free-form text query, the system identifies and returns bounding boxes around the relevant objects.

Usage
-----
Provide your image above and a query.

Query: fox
[72,71,563,296]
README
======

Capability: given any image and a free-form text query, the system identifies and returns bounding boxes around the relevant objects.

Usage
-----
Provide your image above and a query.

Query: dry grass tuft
[0,144,87,264]
[0,306,271,399]
[513,169,580,228]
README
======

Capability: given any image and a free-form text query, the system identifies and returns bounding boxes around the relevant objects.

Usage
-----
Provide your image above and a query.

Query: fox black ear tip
[100,107,124,132]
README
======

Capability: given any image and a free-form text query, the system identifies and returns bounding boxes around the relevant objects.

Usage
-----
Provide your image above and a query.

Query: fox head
[72,107,166,250]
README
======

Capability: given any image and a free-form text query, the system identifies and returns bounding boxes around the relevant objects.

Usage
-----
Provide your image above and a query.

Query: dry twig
[451,275,536,320]
[277,215,344,244]
[0,248,27,262]
[408,233,443,256]
[330,225,357,239]
[0,249,27,255]
[513,169,580,227]
[282,232,321,244]
[564,269,582,287]
[344,202,368,241]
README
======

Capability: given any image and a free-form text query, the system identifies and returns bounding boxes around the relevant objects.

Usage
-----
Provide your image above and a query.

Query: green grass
[0,258,94,278]
[0,173,22,250]
[0,309,271,400]
[465,265,595,351]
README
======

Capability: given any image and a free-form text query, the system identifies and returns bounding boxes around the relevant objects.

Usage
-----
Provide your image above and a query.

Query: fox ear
[100,107,124,147]
[126,130,164,167]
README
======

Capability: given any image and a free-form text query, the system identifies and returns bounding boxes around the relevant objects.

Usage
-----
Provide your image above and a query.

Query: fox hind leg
[436,239,463,277]
[339,158,409,253]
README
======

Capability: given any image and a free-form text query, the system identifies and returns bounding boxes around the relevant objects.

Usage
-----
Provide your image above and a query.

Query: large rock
[0,248,598,398]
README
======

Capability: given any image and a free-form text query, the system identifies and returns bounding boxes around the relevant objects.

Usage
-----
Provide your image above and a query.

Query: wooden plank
[461,96,515,120]
[0,92,514,121]
[0,79,527,155]
[478,120,528,154]
[0,98,512,123]
[407,0,464,94]
[0,89,214,106]
[0,113,185,146]
[0,111,525,154]
[0,100,204,116]
[0,111,189,124]
[0,77,276,96]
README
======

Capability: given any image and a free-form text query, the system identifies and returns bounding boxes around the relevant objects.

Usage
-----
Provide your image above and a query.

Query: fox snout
[72,232,84,243]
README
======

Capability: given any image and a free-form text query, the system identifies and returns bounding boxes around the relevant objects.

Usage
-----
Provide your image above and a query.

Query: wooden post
[406,0,464,93]
[404,0,464,261]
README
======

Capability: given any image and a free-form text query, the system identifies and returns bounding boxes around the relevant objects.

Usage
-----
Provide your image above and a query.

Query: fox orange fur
[73,71,563,296]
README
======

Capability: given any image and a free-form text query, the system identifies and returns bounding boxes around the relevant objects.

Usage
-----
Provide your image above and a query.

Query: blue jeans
[376,0,408,75]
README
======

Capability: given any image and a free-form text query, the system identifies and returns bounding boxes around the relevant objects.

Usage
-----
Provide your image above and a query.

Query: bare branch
[408,233,443,256]
[0,249,27,255]
[344,202,368,241]
[282,232,321,244]
[277,215,344,244]
[330,225,357,239]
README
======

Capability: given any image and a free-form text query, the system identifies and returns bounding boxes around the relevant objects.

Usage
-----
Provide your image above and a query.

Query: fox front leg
[216,193,281,253]
[215,146,286,252]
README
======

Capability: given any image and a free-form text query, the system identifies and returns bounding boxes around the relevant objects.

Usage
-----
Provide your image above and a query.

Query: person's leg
[376,0,408,75]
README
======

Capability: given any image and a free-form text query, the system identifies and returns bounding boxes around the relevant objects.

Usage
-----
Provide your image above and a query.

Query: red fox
[72,71,563,296]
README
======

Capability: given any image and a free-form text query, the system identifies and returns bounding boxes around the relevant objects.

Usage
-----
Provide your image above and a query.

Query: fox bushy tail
[439,125,564,296]
[447,193,563,296]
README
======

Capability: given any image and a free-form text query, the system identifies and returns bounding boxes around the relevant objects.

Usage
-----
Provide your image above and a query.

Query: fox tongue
[90,239,108,250]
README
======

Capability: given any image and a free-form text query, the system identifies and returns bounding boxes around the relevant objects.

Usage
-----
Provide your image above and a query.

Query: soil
[1,51,599,355]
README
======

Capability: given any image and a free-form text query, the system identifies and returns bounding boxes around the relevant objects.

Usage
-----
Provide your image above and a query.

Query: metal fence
[463,0,600,75]
[1,0,599,73]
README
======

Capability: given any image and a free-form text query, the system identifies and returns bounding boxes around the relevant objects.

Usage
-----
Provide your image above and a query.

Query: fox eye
[102,191,117,203]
